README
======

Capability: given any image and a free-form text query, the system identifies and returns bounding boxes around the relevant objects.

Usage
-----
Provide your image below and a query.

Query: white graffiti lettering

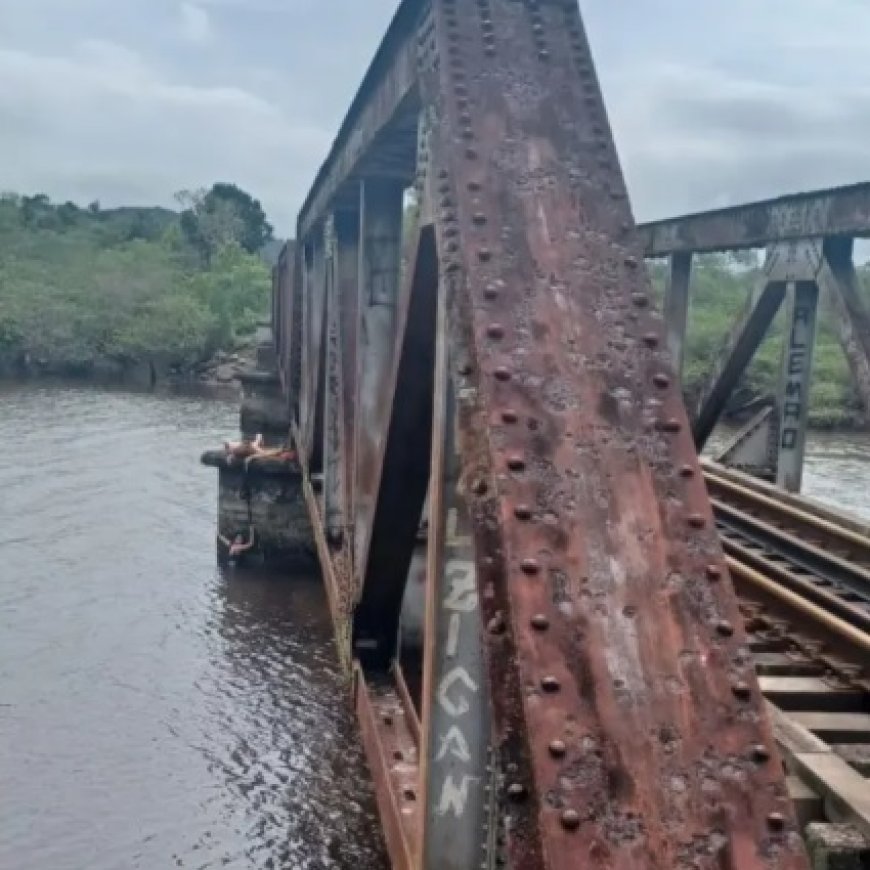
[443,562,477,612]
[436,725,471,763]
[436,774,478,817]
[437,666,478,717]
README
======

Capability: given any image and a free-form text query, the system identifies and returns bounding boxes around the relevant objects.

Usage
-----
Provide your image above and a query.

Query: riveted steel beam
[421,0,806,867]
[638,182,870,257]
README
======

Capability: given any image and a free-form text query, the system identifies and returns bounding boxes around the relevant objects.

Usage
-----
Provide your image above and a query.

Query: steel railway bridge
[261,1,870,866]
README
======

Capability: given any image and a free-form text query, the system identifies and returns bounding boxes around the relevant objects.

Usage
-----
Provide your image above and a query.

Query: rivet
[484,284,500,300]
[678,464,694,478]
[538,50,549,60]
[705,564,722,581]
[731,681,752,700]
[715,620,734,637]
[466,147,479,159]
[478,247,492,262]
[767,812,786,831]
[462,128,475,141]
[751,744,771,763]
[541,675,560,692]
[507,454,525,472]
[472,478,488,496]
[383,714,393,726]
[657,418,681,433]
[652,373,670,388]
[642,333,659,348]
[631,293,649,308]
[560,809,581,830]
[507,782,526,801]
[454,84,468,96]
[393,750,403,761]
[440,194,452,207]
[531,613,549,630]
[457,361,473,376]
[468,180,481,192]
[624,255,639,268]
[487,323,504,340]
[548,739,567,757]
[501,409,518,424]
[488,614,506,634]
[514,504,533,520]
[473,212,487,225]
[403,788,416,801]
[520,558,540,575]
[494,366,511,382]
[687,513,706,529]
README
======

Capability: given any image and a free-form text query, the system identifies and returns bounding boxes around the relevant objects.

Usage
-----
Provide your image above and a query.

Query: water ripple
[0,382,386,870]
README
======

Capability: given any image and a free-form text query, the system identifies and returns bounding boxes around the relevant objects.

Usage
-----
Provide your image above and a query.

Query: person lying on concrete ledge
[223,434,264,462]
[217,525,256,565]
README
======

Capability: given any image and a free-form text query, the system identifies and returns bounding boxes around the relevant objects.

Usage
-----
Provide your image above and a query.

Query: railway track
[703,461,870,851]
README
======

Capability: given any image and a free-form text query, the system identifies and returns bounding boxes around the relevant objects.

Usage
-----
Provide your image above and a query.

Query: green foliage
[650,253,870,427]
[177,183,273,264]
[0,190,272,376]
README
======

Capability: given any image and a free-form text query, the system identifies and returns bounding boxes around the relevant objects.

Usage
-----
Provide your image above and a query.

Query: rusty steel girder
[416,0,806,867]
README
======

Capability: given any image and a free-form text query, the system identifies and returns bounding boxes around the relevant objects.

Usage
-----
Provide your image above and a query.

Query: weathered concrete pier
[201,325,314,569]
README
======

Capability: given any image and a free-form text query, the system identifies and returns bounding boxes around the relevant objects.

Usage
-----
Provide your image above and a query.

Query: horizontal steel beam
[638,182,870,256]
[297,0,423,239]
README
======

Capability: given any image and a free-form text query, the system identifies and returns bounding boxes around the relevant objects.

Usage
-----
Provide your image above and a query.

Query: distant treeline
[0,184,274,381]
[647,253,870,427]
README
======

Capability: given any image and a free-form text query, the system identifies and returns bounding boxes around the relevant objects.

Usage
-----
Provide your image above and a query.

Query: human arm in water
[229,526,256,557]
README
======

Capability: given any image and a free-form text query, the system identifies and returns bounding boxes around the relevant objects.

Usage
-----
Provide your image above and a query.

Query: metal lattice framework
[272,1,810,866]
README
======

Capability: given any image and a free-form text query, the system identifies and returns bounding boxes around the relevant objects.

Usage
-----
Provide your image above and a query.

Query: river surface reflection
[0,383,387,870]
[1,384,868,869]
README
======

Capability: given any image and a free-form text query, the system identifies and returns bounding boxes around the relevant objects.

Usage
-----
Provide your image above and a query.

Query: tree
[176,183,273,264]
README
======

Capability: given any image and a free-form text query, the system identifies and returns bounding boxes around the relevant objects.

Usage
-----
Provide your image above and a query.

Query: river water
[1,384,868,870]
[0,383,388,870]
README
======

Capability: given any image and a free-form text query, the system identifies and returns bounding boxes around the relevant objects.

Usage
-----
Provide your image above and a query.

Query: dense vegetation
[2,188,868,424]
[0,185,274,382]
[648,254,870,427]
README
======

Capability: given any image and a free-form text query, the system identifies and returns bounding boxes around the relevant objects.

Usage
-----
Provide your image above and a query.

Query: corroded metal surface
[422,0,806,866]
[638,182,870,257]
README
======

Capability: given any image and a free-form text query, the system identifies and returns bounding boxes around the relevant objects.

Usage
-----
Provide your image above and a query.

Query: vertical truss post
[301,231,327,467]
[419,274,493,870]
[775,280,819,492]
[663,251,692,381]
[288,243,304,428]
[820,237,870,416]
[355,178,405,571]
[323,214,345,542]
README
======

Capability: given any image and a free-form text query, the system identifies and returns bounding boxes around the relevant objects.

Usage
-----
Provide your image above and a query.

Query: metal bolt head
[506,782,526,801]
[520,558,540,575]
[731,681,752,700]
[560,809,581,830]
[507,454,525,472]
[531,613,549,631]
[541,675,560,692]
[715,620,734,637]
[652,373,670,388]
[501,409,518,424]
[494,366,511,381]
[642,332,659,348]
[514,504,533,520]
[488,614,506,635]
[548,739,567,758]
[767,811,786,831]
[631,292,649,307]
[687,513,706,529]
[751,744,771,763]
[487,323,505,340]
[705,564,722,581]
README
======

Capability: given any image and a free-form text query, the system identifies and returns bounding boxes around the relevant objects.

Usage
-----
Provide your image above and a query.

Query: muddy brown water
[1,383,868,869]
[0,383,387,870]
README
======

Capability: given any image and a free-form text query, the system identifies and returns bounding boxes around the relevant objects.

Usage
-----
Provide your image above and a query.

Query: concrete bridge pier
[200,322,315,569]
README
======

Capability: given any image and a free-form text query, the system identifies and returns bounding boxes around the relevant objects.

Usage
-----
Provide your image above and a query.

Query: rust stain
[424,0,808,867]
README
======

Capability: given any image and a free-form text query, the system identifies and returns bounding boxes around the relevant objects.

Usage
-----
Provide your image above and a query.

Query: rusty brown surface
[638,182,870,257]
[423,0,807,866]
[354,666,420,870]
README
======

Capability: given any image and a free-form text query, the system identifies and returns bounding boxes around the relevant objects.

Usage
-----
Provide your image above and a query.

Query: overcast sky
[2,0,869,235]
